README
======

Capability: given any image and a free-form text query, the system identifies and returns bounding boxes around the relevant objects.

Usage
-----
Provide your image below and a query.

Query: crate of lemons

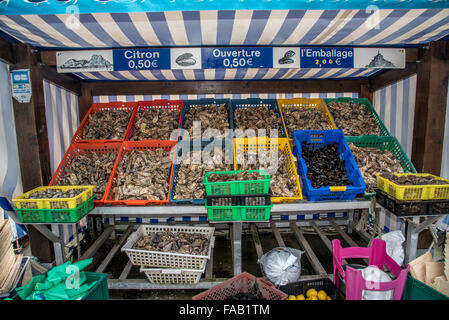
[288,288,332,300]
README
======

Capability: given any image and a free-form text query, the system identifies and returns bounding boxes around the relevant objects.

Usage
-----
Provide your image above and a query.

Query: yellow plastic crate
[13,186,95,209]
[233,137,303,203]
[277,98,337,141]
[376,173,449,201]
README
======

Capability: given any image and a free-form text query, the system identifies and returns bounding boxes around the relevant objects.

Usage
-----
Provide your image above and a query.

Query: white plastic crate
[140,265,206,285]
[121,224,215,269]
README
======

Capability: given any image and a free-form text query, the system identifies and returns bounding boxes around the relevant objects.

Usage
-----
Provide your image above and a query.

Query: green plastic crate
[15,195,95,224]
[203,170,271,196]
[83,272,109,300]
[346,135,417,198]
[206,204,273,221]
[402,275,449,300]
[324,98,390,137]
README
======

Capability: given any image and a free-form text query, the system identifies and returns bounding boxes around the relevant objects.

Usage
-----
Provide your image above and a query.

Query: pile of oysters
[379,173,448,186]
[83,109,132,140]
[113,148,173,201]
[235,150,296,197]
[59,152,118,200]
[27,188,87,199]
[173,148,231,200]
[207,171,264,182]
[326,101,380,136]
[348,143,404,193]
[182,104,230,139]
[282,108,329,137]
[130,108,180,140]
[135,231,210,256]
[234,107,282,137]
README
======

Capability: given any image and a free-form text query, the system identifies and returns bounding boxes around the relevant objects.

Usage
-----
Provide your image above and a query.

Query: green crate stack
[203,170,273,221]
[402,275,449,300]
[15,195,95,224]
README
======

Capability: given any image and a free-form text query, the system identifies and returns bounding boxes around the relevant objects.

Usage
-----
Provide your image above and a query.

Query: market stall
[1,0,449,299]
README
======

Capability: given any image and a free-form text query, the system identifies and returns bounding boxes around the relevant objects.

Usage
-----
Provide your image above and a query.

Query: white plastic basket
[121,224,215,269]
[140,265,206,284]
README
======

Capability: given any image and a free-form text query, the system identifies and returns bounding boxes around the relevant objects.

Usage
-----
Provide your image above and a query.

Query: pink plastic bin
[332,238,410,300]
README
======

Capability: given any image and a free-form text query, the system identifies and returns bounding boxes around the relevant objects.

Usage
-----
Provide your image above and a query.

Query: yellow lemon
[327,296,332,300]
[309,296,318,300]
[296,294,305,300]
[288,295,297,300]
[317,290,327,300]
[306,288,318,298]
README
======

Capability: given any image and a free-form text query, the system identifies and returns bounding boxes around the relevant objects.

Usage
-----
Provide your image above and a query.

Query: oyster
[282,108,329,137]
[349,143,404,193]
[113,148,173,201]
[182,104,230,139]
[173,148,231,200]
[130,108,180,141]
[326,101,380,136]
[134,231,209,256]
[59,152,118,200]
[234,107,282,137]
[236,150,296,197]
[28,188,86,199]
[207,171,264,182]
[379,173,448,186]
[83,109,132,140]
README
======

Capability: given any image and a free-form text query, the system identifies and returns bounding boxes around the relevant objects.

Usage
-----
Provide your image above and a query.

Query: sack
[361,266,393,300]
[258,247,303,286]
[379,230,405,266]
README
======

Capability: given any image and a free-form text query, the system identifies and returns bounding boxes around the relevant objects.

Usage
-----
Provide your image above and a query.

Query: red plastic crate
[126,100,184,141]
[192,272,288,300]
[49,142,122,206]
[104,140,177,206]
[71,102,138,144]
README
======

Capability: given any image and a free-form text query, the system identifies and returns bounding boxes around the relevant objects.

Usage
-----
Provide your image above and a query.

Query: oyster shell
[83,109,132,140]
[182,104,230,139]
[234,107,282,137]
[113,148,173,201]
[130,108,180,141]
[282,108,329,137]
[28,188,86,199]
[59,152,118,200]
[326,101,380,136]
[134,231,209,256]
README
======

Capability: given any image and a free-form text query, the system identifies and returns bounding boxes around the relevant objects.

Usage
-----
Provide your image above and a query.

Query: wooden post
[359,82,373,103]
[78,82,93,120]
[11,43,54,263]
[411,40,449,174]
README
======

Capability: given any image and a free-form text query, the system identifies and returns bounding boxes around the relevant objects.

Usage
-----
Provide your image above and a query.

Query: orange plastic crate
[104,140,177,206]
[126,100,184,141]
[49,142,122,206]
[71,102,138,144]
[192,272,288,300]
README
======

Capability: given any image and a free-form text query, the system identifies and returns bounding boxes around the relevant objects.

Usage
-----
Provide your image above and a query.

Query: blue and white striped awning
[72,67,380,81]
[0,9,448,49]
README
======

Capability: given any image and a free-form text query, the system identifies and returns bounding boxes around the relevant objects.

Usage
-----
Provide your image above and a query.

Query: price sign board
[300,48,354,68]
[113,48,170,71]
[10,69,32,103]
[202,47,273,69]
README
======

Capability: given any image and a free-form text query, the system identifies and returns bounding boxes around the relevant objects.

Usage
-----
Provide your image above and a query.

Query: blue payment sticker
[113,48,170,71]
[202,47,273,69]
[300,47,354,68]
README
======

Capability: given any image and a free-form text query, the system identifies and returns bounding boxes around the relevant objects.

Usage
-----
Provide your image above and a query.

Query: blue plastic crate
[231,98,287,138]
[180,99,234,140]
[169,139,234,204]
[292,129,366,201]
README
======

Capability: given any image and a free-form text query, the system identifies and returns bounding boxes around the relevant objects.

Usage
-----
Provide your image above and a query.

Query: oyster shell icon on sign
[273,47,300,69]
[171,48,202,69]
[278,50,296,65]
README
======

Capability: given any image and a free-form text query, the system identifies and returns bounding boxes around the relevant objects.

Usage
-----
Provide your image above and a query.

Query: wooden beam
[119,261,133,280]
[0,37,14,65]
[370,62,418,91]
[250,224,264,259]
[39,65,81,95]
[95,225,133,273]
[78,82,93,121]
[290,222,327,276]
[309,221,333,253]
[329,220,358,247]
[270,221,285,247]
[89,79,365,96]
[359,82,373,103]
[411,40,449,174]
[80,226,114,261]
[40,50,56,66]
